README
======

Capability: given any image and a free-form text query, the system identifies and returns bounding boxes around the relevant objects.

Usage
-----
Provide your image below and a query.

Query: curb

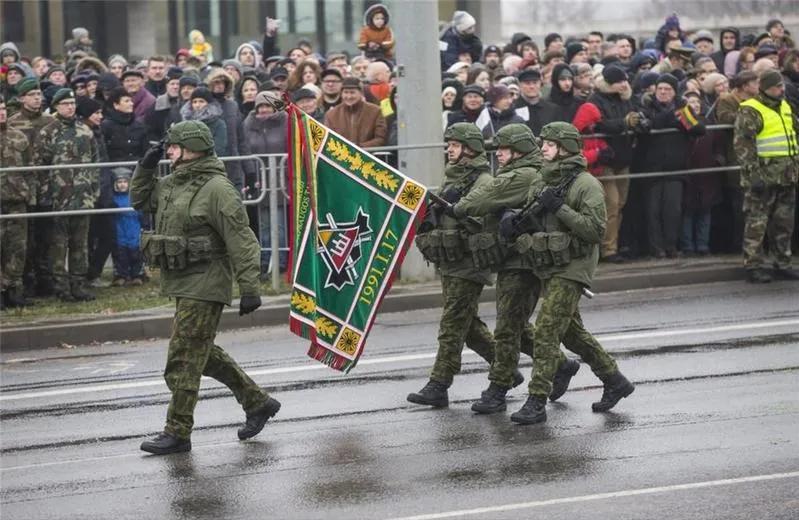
[0,265,744,352]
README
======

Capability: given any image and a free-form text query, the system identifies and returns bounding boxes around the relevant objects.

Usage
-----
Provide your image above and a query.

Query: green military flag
[287,105,428,372]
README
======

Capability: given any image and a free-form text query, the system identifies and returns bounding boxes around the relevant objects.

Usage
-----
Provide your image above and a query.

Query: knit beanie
[452,11,476,34]
[565,42,585,63]
[692,30,714,44]
[190,86,214,103]
[76,96,102,119]
[602,65,628,85]
[656,73,679,92]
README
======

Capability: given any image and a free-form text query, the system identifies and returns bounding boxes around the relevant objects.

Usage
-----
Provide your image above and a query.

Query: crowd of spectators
[1,5,798,306]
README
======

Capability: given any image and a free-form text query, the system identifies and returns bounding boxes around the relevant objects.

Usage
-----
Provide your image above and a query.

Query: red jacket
[572,102,609,176]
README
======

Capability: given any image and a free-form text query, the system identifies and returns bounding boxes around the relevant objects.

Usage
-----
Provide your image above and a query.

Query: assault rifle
[504,169,581,240]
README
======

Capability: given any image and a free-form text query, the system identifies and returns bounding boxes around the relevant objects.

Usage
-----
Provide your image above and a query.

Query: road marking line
[2,318,798,402]
[386,471,799,520]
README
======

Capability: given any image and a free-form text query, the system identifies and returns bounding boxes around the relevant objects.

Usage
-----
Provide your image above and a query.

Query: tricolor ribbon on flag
[286,105,428,372]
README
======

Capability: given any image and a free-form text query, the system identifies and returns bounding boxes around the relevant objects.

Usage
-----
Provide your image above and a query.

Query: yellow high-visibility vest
[740,97,798,157]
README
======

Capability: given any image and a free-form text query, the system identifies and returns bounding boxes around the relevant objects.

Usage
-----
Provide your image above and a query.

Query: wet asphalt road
[1,281,798,520]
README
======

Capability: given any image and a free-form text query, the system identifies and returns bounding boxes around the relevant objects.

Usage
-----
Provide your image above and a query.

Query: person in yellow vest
[734,70,799,283]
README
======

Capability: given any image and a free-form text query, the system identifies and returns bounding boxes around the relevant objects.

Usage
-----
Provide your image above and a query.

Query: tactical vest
[740,98,798,157]
[141,172,228,271]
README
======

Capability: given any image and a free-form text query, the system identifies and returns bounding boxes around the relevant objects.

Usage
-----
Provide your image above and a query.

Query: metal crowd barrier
[0,124,740,293]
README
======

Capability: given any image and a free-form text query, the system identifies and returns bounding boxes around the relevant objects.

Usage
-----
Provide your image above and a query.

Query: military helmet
[444,122,485,153]
[491,123,537,153]
[166,121,215,153]
[539,122,582,154]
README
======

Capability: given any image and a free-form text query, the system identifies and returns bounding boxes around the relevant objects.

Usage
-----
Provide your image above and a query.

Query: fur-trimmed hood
[594,74,633,101]
[363,4,390,28]
[204,68,234,97]
[75,56,108,75]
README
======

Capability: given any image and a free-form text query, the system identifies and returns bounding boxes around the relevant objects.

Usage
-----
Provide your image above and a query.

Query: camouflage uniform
[734,93,798,272]
[509,123,633,424]
[8,106,54,293]
[131,121,268,440]
[35,114,98,296]
[0,121,32,291]
[454,124,546,390]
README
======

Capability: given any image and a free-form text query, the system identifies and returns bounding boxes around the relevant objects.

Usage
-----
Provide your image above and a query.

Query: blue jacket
[113,192,143,248]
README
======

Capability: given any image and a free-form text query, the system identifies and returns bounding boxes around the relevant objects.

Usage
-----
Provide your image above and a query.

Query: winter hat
[566,42,585,63]
[72,27,89,40]
[178,75,198,89]
[602,65,628,85]
[731,70,757,90]
[254,90,283,109]
[656,73,678,92]
[759,69,783,91]
[557,66,574,80]
[16,77,40,96]
[664,14,681,31]
[630,53,657,72]
[190,86,214,103]
[755,45,778,60]
[692,30,714,45]
[112,167,133,183]
[51,88,75,107]
[517,68,542,82]
[542,49,565,65]
[462,84,485,98]
[341,77,363,90]
[222,59,243,76]
[270,67,289,80]
[76,95,102,118]
[702,72,727,94]
[452,11,476,34]
[441,86,458,99]
[70,74,88,88]
[302,83,322,98]
[292,88,316,102]
[483,45,502,58]
[107,54,128,68]
[487,84,511,105]
[446,61,471,74]
[166,66,183,80]
[637,71,660,91]
[121,69,144,80]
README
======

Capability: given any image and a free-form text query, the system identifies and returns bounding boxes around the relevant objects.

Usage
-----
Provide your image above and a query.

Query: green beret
[51,88,76,107]
[16,77,41,96]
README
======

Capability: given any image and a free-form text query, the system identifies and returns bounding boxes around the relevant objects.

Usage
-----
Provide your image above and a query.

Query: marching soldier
[132,121,280,455]
[450,124,579,415]
[408,123,523,407]
[507,122,634,425]
[0,95,34,308]
[734,70,799,283]
[35,88,98,302]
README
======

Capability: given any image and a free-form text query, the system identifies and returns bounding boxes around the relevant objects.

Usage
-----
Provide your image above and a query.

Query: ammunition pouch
[415,230,442,265]
[514,231,589,269]
[441,229,468,263]
[141,232,226,271]
[548,231,571,267]
[468,232,507,270]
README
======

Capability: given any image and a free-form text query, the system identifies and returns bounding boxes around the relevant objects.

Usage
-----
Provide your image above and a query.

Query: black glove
[597,146,615,166]
[140,141,165,169]
[749,179,766,195]
[239,294,262,316]
[539,187,564,213]
[499,209,520,239]
[440,186,462,204]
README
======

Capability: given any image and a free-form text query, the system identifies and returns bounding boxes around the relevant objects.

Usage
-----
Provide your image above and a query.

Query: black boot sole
[510,410,547,425]
[406,393,448,407]
[471,402,507,414]
[592,383,635,412]
[238,398,281,440]
[140,440,192,455]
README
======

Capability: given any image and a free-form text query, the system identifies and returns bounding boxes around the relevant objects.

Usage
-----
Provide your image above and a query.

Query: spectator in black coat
[512,68,556,135]
[548,63,583,123]
[439,11,483,71]
[101,87,148,162]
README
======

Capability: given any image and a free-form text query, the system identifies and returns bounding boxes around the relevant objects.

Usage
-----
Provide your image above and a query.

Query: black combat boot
[56,290,76,302]
[238,397,281,440]
[471,382,509,414]
[746,269,772,284]
[407,379,449,407]
[71,282,96,302]
[140,432,192,455]
[512,370,525,389]
[549,358,580,402]
[5,286,34,308]
[773,268,799,280]
[592,371,635,412]
[510,395,547,425]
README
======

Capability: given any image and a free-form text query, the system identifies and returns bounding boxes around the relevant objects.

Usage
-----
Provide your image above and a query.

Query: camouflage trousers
[742,184,796,270]
[430,276,496,385]
[488,269,545,388]
[51,216,90,293]
[164,297,269,440]
[528,277,618,398]
[0,201,27,289]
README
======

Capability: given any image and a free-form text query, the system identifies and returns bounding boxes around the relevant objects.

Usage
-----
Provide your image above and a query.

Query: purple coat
[132,87,156,124]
